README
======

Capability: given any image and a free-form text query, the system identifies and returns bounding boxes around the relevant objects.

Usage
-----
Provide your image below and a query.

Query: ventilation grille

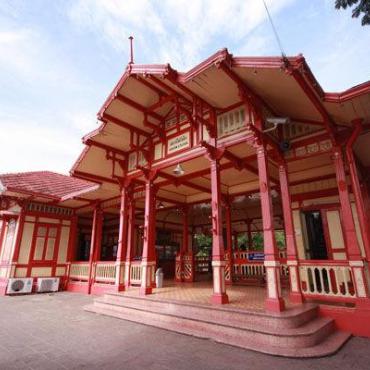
[37,278,59,293]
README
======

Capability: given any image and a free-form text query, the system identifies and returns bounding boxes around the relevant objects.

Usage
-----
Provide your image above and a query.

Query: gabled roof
[0,171,99,201]
[71,49,370,202]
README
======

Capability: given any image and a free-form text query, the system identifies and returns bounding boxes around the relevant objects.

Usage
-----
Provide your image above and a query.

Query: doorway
[303,210,328,260]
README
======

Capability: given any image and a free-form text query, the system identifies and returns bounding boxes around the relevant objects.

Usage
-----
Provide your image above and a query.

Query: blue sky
[0,0,369,174]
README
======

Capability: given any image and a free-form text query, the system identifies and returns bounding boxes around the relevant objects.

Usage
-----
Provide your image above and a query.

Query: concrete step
[102,293,319,330]
[84,296,351,357]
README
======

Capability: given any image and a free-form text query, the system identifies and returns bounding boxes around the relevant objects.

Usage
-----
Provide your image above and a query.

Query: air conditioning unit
[7,278,34,295]
[36,277,60,293]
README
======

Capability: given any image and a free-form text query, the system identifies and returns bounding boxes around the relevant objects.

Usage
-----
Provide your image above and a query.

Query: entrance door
[303,211,328,260]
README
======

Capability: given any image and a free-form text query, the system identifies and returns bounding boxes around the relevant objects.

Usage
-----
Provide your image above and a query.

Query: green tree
[194,233,212,257]
[335,0,370,25]
[275,231,286,250]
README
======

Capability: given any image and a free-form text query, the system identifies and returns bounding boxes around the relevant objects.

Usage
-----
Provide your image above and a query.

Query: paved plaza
[0,292,370,370]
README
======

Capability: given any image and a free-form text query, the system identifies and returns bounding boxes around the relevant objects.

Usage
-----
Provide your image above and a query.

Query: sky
[0,0,369,175]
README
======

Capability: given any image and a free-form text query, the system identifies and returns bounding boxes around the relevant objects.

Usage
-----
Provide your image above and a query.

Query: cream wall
[291,196,366,260]
[57,226,71,264]
[18,221,35,264]
[15,213,73,279]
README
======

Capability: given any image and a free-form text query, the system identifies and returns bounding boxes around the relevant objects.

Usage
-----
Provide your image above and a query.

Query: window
[32,224,59,262]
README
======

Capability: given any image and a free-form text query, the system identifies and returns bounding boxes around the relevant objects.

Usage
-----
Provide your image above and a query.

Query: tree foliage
[335,0,370,25]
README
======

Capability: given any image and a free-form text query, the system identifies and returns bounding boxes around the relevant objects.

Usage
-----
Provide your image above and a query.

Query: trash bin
[155,268,164,288]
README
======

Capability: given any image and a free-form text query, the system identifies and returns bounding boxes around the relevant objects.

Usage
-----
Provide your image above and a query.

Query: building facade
[1,49,370,340]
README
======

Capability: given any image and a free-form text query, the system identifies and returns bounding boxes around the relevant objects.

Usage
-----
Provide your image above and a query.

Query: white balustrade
[233,262,265,278]
[94,262,116,283]
[130,262,142,285]
[299,262,356,298]
[69,262,89,281]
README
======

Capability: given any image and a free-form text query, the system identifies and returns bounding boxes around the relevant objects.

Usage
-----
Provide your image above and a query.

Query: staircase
[85,293,351,358]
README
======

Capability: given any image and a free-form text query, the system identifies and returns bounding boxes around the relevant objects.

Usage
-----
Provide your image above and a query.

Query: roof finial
[128,36,134,64]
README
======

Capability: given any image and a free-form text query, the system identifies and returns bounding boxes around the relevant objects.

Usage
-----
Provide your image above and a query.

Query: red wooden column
[332,147,369,298]
[66,215,78,262]
[278,161,304,304]
[182,206,189,254]
[66,214,78,289]
[257,145,285,312]
[181,206,194,282]
[124,198,136,288]
[346,121,370,262]
[115,185,131,291]
[247,219,253,250]
[93,212,104,262]
[210,158,229,304]
[140,178,157,295]
[225,202,233,285]
[88,205,103,294]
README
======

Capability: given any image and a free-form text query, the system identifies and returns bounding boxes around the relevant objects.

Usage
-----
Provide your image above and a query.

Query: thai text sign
[248,253,265,261]
[167,132,190,154]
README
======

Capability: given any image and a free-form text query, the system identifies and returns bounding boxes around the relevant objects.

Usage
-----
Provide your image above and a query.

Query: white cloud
[0,115,84,174]
[67,0,295,70]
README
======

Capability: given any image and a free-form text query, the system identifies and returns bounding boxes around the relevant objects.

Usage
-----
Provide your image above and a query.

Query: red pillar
[115,186,130,291]
[66,214,78,290]
[247,220,253,250]
[210,158,229,304]
[93,212,103,262]
[123,198,136,288]
[88,205,103,294]
[257,146,285,312]
[345,127,370,262]
[278,161,304,304]
[67,215,78,262]
[333,147,368,298]
[225,204,233,253]
[140,179,157,295]
[225,202,233,285]
[182,206,189,254]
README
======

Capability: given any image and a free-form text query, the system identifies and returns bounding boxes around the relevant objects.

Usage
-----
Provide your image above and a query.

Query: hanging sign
[248,252,265,261]
[167,131,190,155]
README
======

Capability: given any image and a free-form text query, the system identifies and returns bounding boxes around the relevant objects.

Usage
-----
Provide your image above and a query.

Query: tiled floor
[124,279,294,311]
[0,292,370,370]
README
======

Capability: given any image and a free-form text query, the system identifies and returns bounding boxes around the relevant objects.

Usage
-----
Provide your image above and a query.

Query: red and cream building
[1,49,370,352]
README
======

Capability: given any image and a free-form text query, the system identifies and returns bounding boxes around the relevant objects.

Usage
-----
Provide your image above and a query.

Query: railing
[217,107,248,138]
[232,252,289,285]
[69,262,89,281]
[94,262,116,283]
[233,250,287,260]
[299,261,356,299]
[130,262,142,285]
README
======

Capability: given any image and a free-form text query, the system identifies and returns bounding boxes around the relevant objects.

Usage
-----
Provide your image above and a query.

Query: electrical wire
[262,0,286,58]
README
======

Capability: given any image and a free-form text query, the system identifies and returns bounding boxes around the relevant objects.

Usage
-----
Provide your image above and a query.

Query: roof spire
[128,36,134,64]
